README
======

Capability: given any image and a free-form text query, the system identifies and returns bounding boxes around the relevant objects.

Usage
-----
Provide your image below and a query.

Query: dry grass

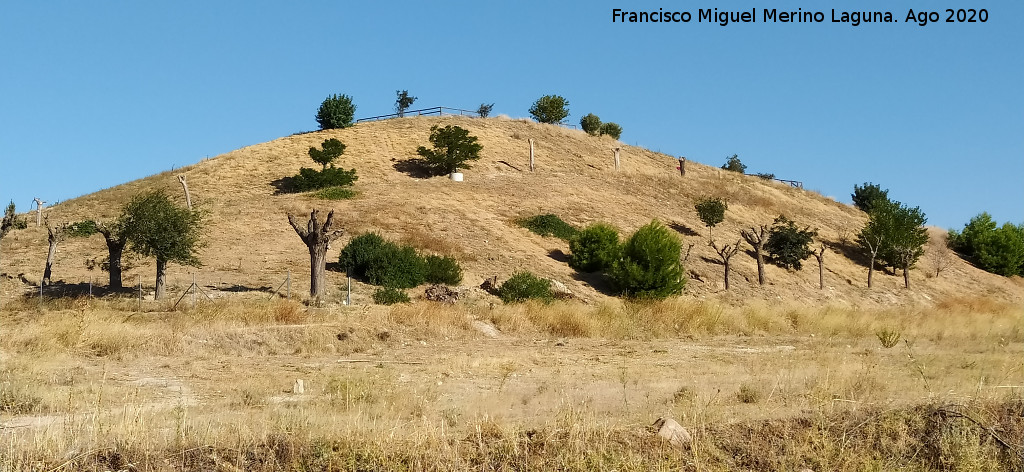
[0,295,1021,470]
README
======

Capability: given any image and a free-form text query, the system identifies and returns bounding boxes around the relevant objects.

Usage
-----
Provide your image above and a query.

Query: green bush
[425,255,463,285]
[949,212,1024,276]
[308,138,346,170]
[519,214,578,241]
[290,167,358,192]
[580,113,602,136]
[497,271,553,304]
[528,95,570,124]
[766,215,818,270]
[694,197,727,238]
[415,125,483,175]
[366,245,427,289]
[609,221,685,299]
[373,287,410,305]
[755,173,775,181]
[721,154,746,173]
[316,94,356,130]
[311,186,356,200]
[852,182,890,213]
[339,233,391,277]
[569,223,620,273]
[599,122,623,140]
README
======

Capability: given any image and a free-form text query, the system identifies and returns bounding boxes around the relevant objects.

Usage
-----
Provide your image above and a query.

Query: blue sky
[2,1,1021,229]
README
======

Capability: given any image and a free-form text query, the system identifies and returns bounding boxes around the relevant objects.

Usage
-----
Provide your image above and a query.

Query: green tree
[580,113,602,136]
[528,95,569,124]
[395,90,416,117]
[121,190,204,299]
[609,221,686,299]
[851,182,890,213]
[308,138,346,170]
[315,94,356,130]
[415,125,483,175]
[857,199,929,288]
[721,154,746,173]
[568,223,620,273]
[765,216,818,270]
[477,103,494,118]
[694,197,727,240]
[949,213,1024,276]
[599,122,623,139]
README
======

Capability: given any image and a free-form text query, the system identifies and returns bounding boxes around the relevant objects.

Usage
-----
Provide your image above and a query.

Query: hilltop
[1,115,1019,307]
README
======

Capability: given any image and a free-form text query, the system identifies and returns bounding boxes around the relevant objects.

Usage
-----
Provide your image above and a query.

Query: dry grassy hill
[1,115,1019,307]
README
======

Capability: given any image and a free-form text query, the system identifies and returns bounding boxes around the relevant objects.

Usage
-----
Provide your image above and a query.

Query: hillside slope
[1,115,1019,307]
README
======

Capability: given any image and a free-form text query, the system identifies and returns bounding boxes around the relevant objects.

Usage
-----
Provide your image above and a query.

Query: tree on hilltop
[316,94,356,130]
[529,95,570,124]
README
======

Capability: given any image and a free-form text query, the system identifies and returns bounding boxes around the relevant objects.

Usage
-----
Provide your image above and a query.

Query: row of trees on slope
[314,92,622,139]
[0,192,203,299]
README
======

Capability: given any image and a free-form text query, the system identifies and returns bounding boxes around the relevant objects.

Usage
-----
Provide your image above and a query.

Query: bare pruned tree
[740,224,769,285]
[288,209,344,303]
[925,233,955,278]
[94,220,129,290]
[43,219,68,286]
[812,244,826,290]
[709,239,741,290]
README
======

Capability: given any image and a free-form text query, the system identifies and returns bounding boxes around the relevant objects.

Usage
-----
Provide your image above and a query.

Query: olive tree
[288,209,344,302]
[121,190,204,299]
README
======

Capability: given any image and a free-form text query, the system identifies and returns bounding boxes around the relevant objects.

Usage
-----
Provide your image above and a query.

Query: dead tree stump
[43,220,67,286]
[709,239,741,290]
[288,209,344,303]
[177,175,193,210]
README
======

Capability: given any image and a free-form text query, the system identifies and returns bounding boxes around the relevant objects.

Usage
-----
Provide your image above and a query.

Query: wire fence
[356,106,480,123]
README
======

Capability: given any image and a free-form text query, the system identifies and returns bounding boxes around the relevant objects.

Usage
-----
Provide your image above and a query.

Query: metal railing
[356,106,480,123]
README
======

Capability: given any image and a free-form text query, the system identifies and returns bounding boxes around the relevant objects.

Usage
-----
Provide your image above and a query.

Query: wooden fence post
[678,157,686,177]
[614,148,621,171]
[529,139,535,172]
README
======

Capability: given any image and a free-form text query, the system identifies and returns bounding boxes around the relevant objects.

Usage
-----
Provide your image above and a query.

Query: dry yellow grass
[0,297,1021,470]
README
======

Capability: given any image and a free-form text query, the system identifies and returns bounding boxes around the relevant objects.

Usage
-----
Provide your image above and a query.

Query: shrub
[694,197,727,238]
[316,94,356,130]
[308,138,346,170]
[311,186,356,200]
[425,255,463,285]
[737,384,761,404]
[852,182,890,213]
[599,122,623,139]
[949,213,1024,277]
[580,113,602,136]
[395,90,416,117]
[366,245,427,288]
[755,173,775,181]
[415,125,483,175]
[721,154,746,173]
[290,167,358,191]
[609,220,685,299]
[477,103,494,118]
[339,233,391,277]
[765,215,817,270]
[497,271,552,303]
[519,214,578,241]
[569,223,620,273]
[528,95,569,124]
[373,287,410,305]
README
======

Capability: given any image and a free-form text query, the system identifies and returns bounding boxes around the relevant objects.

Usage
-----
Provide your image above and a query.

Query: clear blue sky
[2,1,1021,229]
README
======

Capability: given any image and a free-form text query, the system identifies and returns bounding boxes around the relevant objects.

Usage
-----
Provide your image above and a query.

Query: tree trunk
[177,175,193,210]
[155,257,167,299]
[107,241,124,290]
[288,209,345,304]
[723,260,730,290]
[309,243,328,300]
[753,249,764,285]
[43,240,57,286]
[867,257,874,288]
[903,265,910,289]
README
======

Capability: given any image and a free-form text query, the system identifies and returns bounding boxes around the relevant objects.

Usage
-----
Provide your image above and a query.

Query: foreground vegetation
[0,294,1020,471]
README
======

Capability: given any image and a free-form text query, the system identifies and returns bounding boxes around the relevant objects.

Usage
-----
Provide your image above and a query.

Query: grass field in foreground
[0,295,1021,471]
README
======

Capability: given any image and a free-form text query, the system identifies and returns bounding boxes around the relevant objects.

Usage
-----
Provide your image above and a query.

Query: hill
[1,115,1019,307]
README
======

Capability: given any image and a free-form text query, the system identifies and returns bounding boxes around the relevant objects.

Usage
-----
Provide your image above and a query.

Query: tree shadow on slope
[547,249,570,264]
[669,222,702,237]
[392,158,437,179]
[570,271,617,297]
[825,239,874,268]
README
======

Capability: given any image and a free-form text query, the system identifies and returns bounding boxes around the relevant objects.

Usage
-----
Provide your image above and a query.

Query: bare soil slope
[1,116,1019,306]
